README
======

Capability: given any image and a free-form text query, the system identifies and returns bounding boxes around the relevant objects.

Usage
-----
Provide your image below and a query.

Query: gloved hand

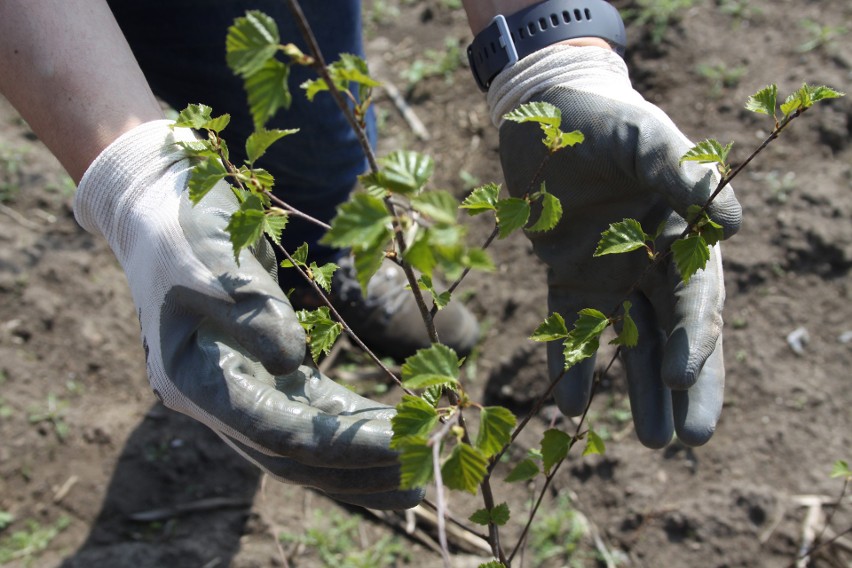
[490,45,742,448]
[74,120,420,509]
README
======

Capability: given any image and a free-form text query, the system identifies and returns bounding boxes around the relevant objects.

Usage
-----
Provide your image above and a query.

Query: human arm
[0,0,419,508]
[461,0,742,447]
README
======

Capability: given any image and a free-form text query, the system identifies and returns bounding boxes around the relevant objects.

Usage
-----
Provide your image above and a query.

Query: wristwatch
[467,0,627,91]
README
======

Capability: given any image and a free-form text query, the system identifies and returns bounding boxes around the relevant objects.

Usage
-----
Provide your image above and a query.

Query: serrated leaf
[594,218,650,257]
[527,190,563,232]
[188,158,228,204]
[280,242,309,268]
[397,437,434,489]
[380,151,435,194]
[442,443,488,494]
[263,211,289,245]
[495,197,530,238]
[679,139,733,167]
[543,125,585,152]
[476,406,516,458]
[478,561,507,568]
[469,503,510,526]
[246,128,299,164]
[321,193,392,250]
[830,460,851,479]
[174,104,215,130]
[226,10,280,78]
[583,429,606,456]
[530,312,569,342]
[422,385,444,408]
[671,234,710,284]
[296,307,342,362]
[745,84,778,117]
[302,53,381,102]
[781,83,845,116]
[401,344,460,390]
[807,84,844,103]
[505,458,540,483]
[308,261,338,292]
[353,245,386,293]
[404,233,437,278]
[226,194,267,262]
[391,395,439,449]
[541,429,572,475]
[462,247,495,272]
[411,190,458,224]
[503,101,562,127]
[611,301,639,348]
[244,59,291,129]
[461,183,500,215]
[563,309,610,370]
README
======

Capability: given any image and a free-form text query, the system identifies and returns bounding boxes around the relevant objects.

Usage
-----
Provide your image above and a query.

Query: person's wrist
[561,37,614,50]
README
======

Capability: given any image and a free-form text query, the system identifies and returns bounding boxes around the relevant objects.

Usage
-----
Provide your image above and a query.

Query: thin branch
[268,194,331,230]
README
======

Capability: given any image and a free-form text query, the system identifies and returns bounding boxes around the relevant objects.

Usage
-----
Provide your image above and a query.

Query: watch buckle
[493,14,520,69]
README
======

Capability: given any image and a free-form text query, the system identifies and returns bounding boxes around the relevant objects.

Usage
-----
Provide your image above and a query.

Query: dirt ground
[1,0,850,567]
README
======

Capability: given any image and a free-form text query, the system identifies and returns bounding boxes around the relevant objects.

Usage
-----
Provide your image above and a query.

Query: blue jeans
[108,1,375,270]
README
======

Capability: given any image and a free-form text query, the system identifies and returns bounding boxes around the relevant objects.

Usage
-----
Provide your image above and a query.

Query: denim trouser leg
[108,1,375,268]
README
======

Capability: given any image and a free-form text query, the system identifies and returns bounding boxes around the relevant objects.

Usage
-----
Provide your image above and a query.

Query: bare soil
[0,1,850,567]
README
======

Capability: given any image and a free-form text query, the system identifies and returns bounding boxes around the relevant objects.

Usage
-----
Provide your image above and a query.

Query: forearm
[0,0,163,182]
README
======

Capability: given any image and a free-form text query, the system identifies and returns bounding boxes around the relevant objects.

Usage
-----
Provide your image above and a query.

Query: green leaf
[391,395,439,449]
[401,344,460,390]
[188,158,228,204]
[611,301,639,348]
[404,233,437,277]
[807,84,845,104]
[296,307,342,361]
[503,101,562,128]
[174,104,231,132]
[469,503,510,526]
[543,126,585,152]
[671,234,711,284]
[226,10,280,78]
[563,309,610,370]
[309,261,338,293]
[595,218,651,257]
[527,188,563,232]
[302,53,381,102]
[397,437,434,489]
[583,429,606,456]
[417,275,452,310]
[0,511,13,530]
[244,59,291,129]
[679,139,734,168]
[475,406,516,458]
[245,128,299,164]
[263,210,289,245]
[411,190,458,224]
[321,193,392,250]
[541,429,572,475]
[781,83,845,116]
[462,247,495,272]
[442,443,488,494]
[460,183,501,215]
[505,458,540,483]
[280,242,309,268]
[378,151,435,194]
[478,562,508,568]
[745,84,778,117]
[495,198,530,238]
[830,460,851,479]
[530,312,569,342]
[226,194,267,261]
[353,245,386,293]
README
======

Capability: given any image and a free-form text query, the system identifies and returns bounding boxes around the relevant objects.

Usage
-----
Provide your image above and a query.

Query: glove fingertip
[328,488,425,511]
[550,347,596,417]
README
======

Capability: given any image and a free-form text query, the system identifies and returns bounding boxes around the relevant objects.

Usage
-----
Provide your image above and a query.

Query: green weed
[696,63,747,98]
[623,0,695,44]
[529,493,589,567]
[0,144,27,203]
[798,19,848,54]
[0,515,70,566]
[401,37,463,87]
[279,509,410,567]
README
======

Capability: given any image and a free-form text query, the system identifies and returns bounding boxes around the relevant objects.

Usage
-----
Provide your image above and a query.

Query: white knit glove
[74,120,420,509]
[491,46,742,448]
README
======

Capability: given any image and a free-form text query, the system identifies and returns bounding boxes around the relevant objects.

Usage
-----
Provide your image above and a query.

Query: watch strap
[467,0,626,91]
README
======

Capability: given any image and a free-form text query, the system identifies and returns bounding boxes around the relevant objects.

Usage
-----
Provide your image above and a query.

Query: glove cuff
[74,120,196,239]
[486,43,630,127]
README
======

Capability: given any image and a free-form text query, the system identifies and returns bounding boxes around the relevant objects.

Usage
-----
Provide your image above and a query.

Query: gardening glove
[74,120,420,509]
[490,45,742,448]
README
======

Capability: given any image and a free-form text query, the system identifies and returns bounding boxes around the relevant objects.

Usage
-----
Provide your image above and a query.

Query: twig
[52,475,79,503]
[127,497,252,522]
[380,78,431,141]
[0,202,43,230]
[796,499,824,568]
